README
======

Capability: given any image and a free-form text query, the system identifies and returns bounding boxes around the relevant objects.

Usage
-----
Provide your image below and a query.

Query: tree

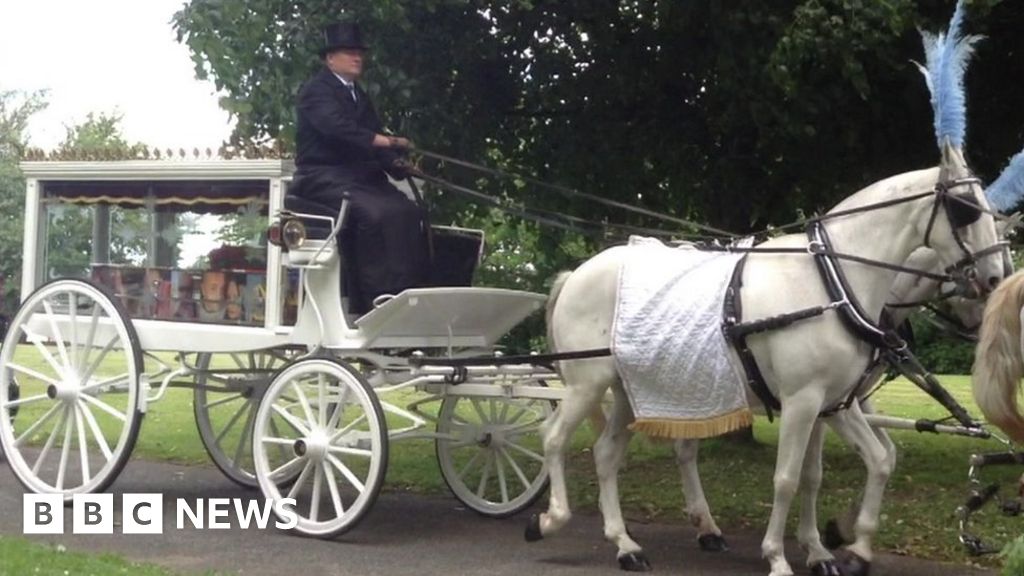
[172,0,1024,349]
[42,113,169,282]
[0,88,47,314]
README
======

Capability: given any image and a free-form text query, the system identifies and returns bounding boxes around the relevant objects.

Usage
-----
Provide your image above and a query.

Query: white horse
[674,244,1000,561]
[527,143,1005,576]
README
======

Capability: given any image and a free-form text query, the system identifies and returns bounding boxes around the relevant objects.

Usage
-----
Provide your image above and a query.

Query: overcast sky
[0,0,232,150]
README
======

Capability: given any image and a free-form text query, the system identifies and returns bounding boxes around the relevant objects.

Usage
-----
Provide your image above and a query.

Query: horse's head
[912,1,1008,297]
[921,142,1007,298]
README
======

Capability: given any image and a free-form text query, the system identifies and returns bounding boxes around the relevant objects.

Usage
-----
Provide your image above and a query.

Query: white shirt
[332,72,358,102]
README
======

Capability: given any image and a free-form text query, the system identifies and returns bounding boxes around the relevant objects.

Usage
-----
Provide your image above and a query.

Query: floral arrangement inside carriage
[39,178,300,327]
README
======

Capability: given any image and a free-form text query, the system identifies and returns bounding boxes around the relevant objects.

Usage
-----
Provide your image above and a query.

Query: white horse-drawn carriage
[5,3,1024,575]
[0,156,564,537]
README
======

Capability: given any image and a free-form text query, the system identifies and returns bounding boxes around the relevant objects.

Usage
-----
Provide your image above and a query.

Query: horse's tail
[973,272,1024,442]
[546,271,572,353]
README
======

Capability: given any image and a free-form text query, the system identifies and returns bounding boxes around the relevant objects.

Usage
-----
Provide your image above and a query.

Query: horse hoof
[618,552,653,572]
[697,533,729,552]
[524,514,544,542]
[823,519,849,550]
[839,553,870,576]
[810,559,842,576]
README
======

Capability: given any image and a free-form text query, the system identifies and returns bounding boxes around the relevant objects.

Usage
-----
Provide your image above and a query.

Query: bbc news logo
[24,494,298,534]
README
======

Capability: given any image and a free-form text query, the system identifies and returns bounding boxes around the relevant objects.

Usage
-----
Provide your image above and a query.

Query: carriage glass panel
[39,179,295,326]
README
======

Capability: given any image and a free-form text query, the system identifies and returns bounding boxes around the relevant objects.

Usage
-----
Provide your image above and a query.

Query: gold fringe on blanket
[629,408,754,440]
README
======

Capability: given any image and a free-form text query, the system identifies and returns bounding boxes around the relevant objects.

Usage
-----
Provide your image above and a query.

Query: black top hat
[320,22,367,56]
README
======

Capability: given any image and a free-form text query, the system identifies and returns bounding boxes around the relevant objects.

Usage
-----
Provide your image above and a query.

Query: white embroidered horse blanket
[612,237,753,439]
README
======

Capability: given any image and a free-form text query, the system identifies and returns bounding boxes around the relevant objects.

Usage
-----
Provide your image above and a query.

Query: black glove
[388,157,424,179]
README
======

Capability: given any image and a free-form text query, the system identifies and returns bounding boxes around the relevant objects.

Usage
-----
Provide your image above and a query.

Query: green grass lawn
[5,347,1022,570]
[0,536,220,576]
[99,371,1024,564]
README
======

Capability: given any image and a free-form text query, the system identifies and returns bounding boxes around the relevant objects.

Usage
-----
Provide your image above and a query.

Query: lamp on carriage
[267,218,307,251]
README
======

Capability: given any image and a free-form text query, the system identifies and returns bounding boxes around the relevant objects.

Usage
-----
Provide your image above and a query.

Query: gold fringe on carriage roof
[20,141,291,162]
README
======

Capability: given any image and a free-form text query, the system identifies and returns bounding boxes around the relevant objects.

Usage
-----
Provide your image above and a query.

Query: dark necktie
[347,84,358,103]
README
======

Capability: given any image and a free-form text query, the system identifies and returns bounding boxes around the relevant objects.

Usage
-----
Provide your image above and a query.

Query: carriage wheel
[252,357,388,538]
[0,279,143,498]
[194,349,300,488]
[435,387,553,517]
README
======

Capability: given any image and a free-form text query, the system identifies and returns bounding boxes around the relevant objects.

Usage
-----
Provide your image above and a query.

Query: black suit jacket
[294,68,401,182]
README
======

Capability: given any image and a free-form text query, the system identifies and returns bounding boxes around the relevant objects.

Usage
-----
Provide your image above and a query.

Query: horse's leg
[825,400,897,550]
[593,385,650,571]
[674,439,728,552]
[822,403,892,576]
[762,389,824,576]
[795,420,841,575]
[526,365,607,541]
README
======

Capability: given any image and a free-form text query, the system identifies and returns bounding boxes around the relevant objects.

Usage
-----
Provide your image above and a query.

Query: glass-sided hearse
[1,155,560,538]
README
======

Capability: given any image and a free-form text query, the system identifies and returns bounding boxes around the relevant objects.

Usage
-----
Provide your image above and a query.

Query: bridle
[921,177,1010,292]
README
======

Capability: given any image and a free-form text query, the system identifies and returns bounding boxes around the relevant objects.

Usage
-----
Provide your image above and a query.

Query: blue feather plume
[986,151,1024,212]
[915,0,983,150]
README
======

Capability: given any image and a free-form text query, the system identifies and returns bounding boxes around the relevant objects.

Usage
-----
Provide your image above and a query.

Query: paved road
[0,458,992,576]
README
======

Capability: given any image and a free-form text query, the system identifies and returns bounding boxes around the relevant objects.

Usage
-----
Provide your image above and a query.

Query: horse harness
[719,177,1007,422]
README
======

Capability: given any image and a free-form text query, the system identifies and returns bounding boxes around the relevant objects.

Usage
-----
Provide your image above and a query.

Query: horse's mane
[916,0,982,151]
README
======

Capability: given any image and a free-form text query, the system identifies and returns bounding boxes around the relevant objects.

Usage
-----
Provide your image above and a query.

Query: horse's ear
[948,191,982,228]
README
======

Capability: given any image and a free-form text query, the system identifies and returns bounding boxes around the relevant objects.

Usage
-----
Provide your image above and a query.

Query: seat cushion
[284,195,336,239]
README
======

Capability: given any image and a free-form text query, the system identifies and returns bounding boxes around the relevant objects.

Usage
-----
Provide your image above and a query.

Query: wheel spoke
[317,373,326,428]
[231,405,256,471]
[77,304,101,373]
[68,293,78,372]
[475,451,494,498]
[504,404,530,427]
[24,327,66,380]
[310,462,323,523]
[32,405,69,473]
[326,445,373,458]
[287,460,314,500]
[470,398,490,424]
[56,407,75,490]
[42,300,72,373]
[495,451,509,503]
[80,393,127,423]
[271,404,311,436]
[322,457,346,518]
[291,383,317,429]
[329,413,367,444]
[4,393,50,409]
[80,334,121,385]
[215,401,250,446]
[77,399,113,460]
[198,392,244,411]
[456,449,484,482]
[6,362,61,387]
[325,386,349,432]
[269,419,290,462]
[261,436,295,446]
[499,446,532,490]
[14,402,62,447]
[269,456,303,478]
[75,405,91,484]
[503,415,546,435]
[503,439,545,463]
[326,454,365,493]
[80,372,132,394]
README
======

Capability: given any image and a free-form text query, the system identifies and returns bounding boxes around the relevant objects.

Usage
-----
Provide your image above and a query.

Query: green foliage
[0,88,47,313]
[908,312,975,374]
[1001,535,1024,576]
[173,0,1024,349]
[44,113,165,281]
